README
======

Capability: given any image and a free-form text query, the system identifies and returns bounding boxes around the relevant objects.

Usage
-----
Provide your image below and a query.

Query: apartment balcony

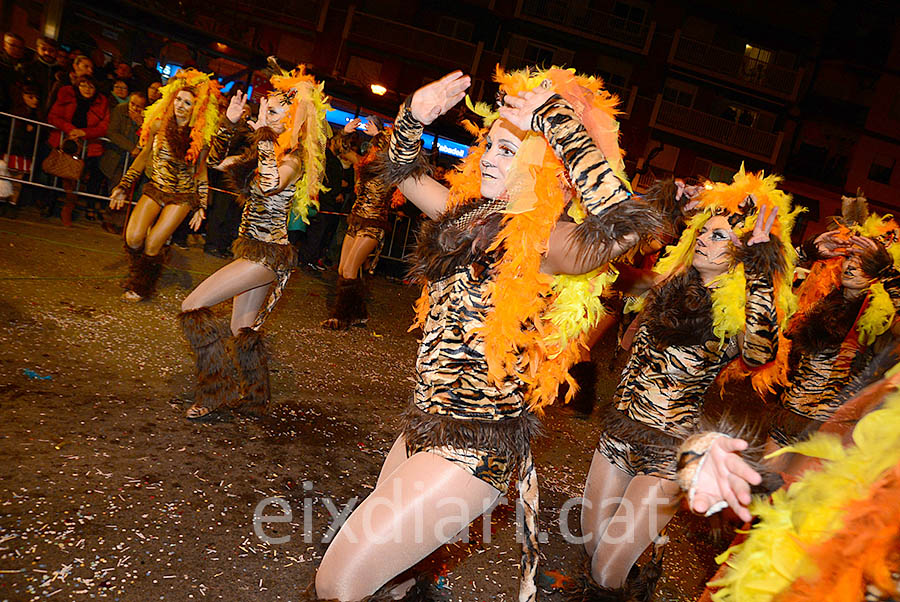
[668,31,804,101]
[649,95,784,164]
[515,0,654,54]
[348,11,479,71]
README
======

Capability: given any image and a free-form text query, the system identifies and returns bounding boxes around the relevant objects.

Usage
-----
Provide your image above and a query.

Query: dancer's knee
[315,555,370,602]
[144,235,166,257]
[124,229,143,250]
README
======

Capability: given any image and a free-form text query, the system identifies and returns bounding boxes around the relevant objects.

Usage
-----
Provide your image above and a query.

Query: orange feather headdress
[139,68,223,164]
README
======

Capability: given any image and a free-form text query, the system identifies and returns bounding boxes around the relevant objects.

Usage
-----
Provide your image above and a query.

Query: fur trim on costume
[643,269,714,348]
[124,247,166,299]
[371,144,433,189]
[732,236,786,278]
[178,308,239,413]
[408,199,503,282]
[565,553,663,602]
[232,327,270,415]
[324,277,368,329]
[642,178,684,237]
[224,127,283,206]
[787,289,864,355]
[232,236,297,271]
[860,240,894,279]
[143,181,199,209]
[401,403,541,465]
[570,200,666,269]
[595,404,681,450]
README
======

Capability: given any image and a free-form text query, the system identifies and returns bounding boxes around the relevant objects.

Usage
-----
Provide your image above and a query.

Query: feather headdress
[266,61,332,225]
[653,165,802,394]
[139,68,223,164]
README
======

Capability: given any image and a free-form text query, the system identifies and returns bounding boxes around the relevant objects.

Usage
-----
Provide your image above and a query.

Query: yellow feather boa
[710,390,900,602]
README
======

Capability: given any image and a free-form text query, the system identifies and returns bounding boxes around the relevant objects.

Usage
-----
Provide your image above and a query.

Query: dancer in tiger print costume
[315,68,662,602]
[177,64,329,420]
[574,169,800,601]
[769,198,900,449]
[321,117,392,330]
[109,69,222,301]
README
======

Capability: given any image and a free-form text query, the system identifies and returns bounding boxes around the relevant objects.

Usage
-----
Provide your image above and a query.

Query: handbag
[42,138,84,181]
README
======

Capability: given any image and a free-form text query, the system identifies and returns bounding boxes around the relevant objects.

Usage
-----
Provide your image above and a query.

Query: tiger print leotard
[117,126,205,209]
[208,123,298,328]
[597,266,779,479]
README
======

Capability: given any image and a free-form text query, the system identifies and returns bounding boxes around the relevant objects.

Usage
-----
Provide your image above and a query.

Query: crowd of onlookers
[0,31,427,273]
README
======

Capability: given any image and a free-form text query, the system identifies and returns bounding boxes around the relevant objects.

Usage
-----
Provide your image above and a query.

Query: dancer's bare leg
[590,472,680,588]
[144,204,191,256]
[315,452,500,601]
[337,234,354,277]
[124,195,161,249]
[339,235,378,279]
[376,435,408,487]
[581,451,632,557]
[182,259,275,317]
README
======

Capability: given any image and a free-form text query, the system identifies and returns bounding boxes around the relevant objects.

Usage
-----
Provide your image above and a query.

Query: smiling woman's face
[693,214,733,277]
[479,120,523,200]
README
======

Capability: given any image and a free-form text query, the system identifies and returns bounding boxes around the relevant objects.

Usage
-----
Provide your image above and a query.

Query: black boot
[178,308,240,420]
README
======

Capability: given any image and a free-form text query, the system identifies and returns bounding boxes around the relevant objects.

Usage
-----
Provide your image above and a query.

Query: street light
[370,84,387,96]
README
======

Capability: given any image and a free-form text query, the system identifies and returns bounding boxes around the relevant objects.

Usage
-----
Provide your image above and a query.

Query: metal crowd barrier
[0,111,130,203]
[0,111,417,263]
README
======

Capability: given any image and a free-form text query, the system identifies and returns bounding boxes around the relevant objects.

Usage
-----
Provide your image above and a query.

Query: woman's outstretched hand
[109,186,126,210]
[409,71,470,125]
[226,90,248,125]
[689,436,761,523]
[247,97,269,131]
[189,208,205,231]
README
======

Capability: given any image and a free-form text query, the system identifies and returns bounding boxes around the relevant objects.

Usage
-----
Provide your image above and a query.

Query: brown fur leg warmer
[323,277,368,329]
[232,327,270,416]
[178,308,239,413]
[565,550,663,602]
[124,245,166,299]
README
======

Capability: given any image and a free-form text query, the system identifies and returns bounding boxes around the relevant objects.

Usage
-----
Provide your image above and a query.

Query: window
[346,56,381,85]
[662,80,696,107]
[523,42,556,65]
[708,163,737,183]
[437,17,474,42]
[610,1,646,34]
[868,155,895,185]
[721,105,759,127]
[742,43,773,83]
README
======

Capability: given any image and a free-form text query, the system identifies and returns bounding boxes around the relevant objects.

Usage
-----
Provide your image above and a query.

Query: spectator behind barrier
[25,37,60,106]
[46,54,93,114]
[46,75,110,225]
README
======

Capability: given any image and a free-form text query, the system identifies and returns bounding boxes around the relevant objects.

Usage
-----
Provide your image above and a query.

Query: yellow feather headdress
[654,165,803,394]
[267,65,332,225]
[139,68,223,164]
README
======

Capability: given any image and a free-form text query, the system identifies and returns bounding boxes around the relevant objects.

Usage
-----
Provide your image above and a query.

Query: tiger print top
[117,128,207,208]
[779,263,900,422]
[616,267,779,436]
[208,124,295,246]
[350,131,393,230]
[412,198,526,420]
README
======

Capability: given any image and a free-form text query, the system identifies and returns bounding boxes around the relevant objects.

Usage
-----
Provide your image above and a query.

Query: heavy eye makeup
[484,135,519,157]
